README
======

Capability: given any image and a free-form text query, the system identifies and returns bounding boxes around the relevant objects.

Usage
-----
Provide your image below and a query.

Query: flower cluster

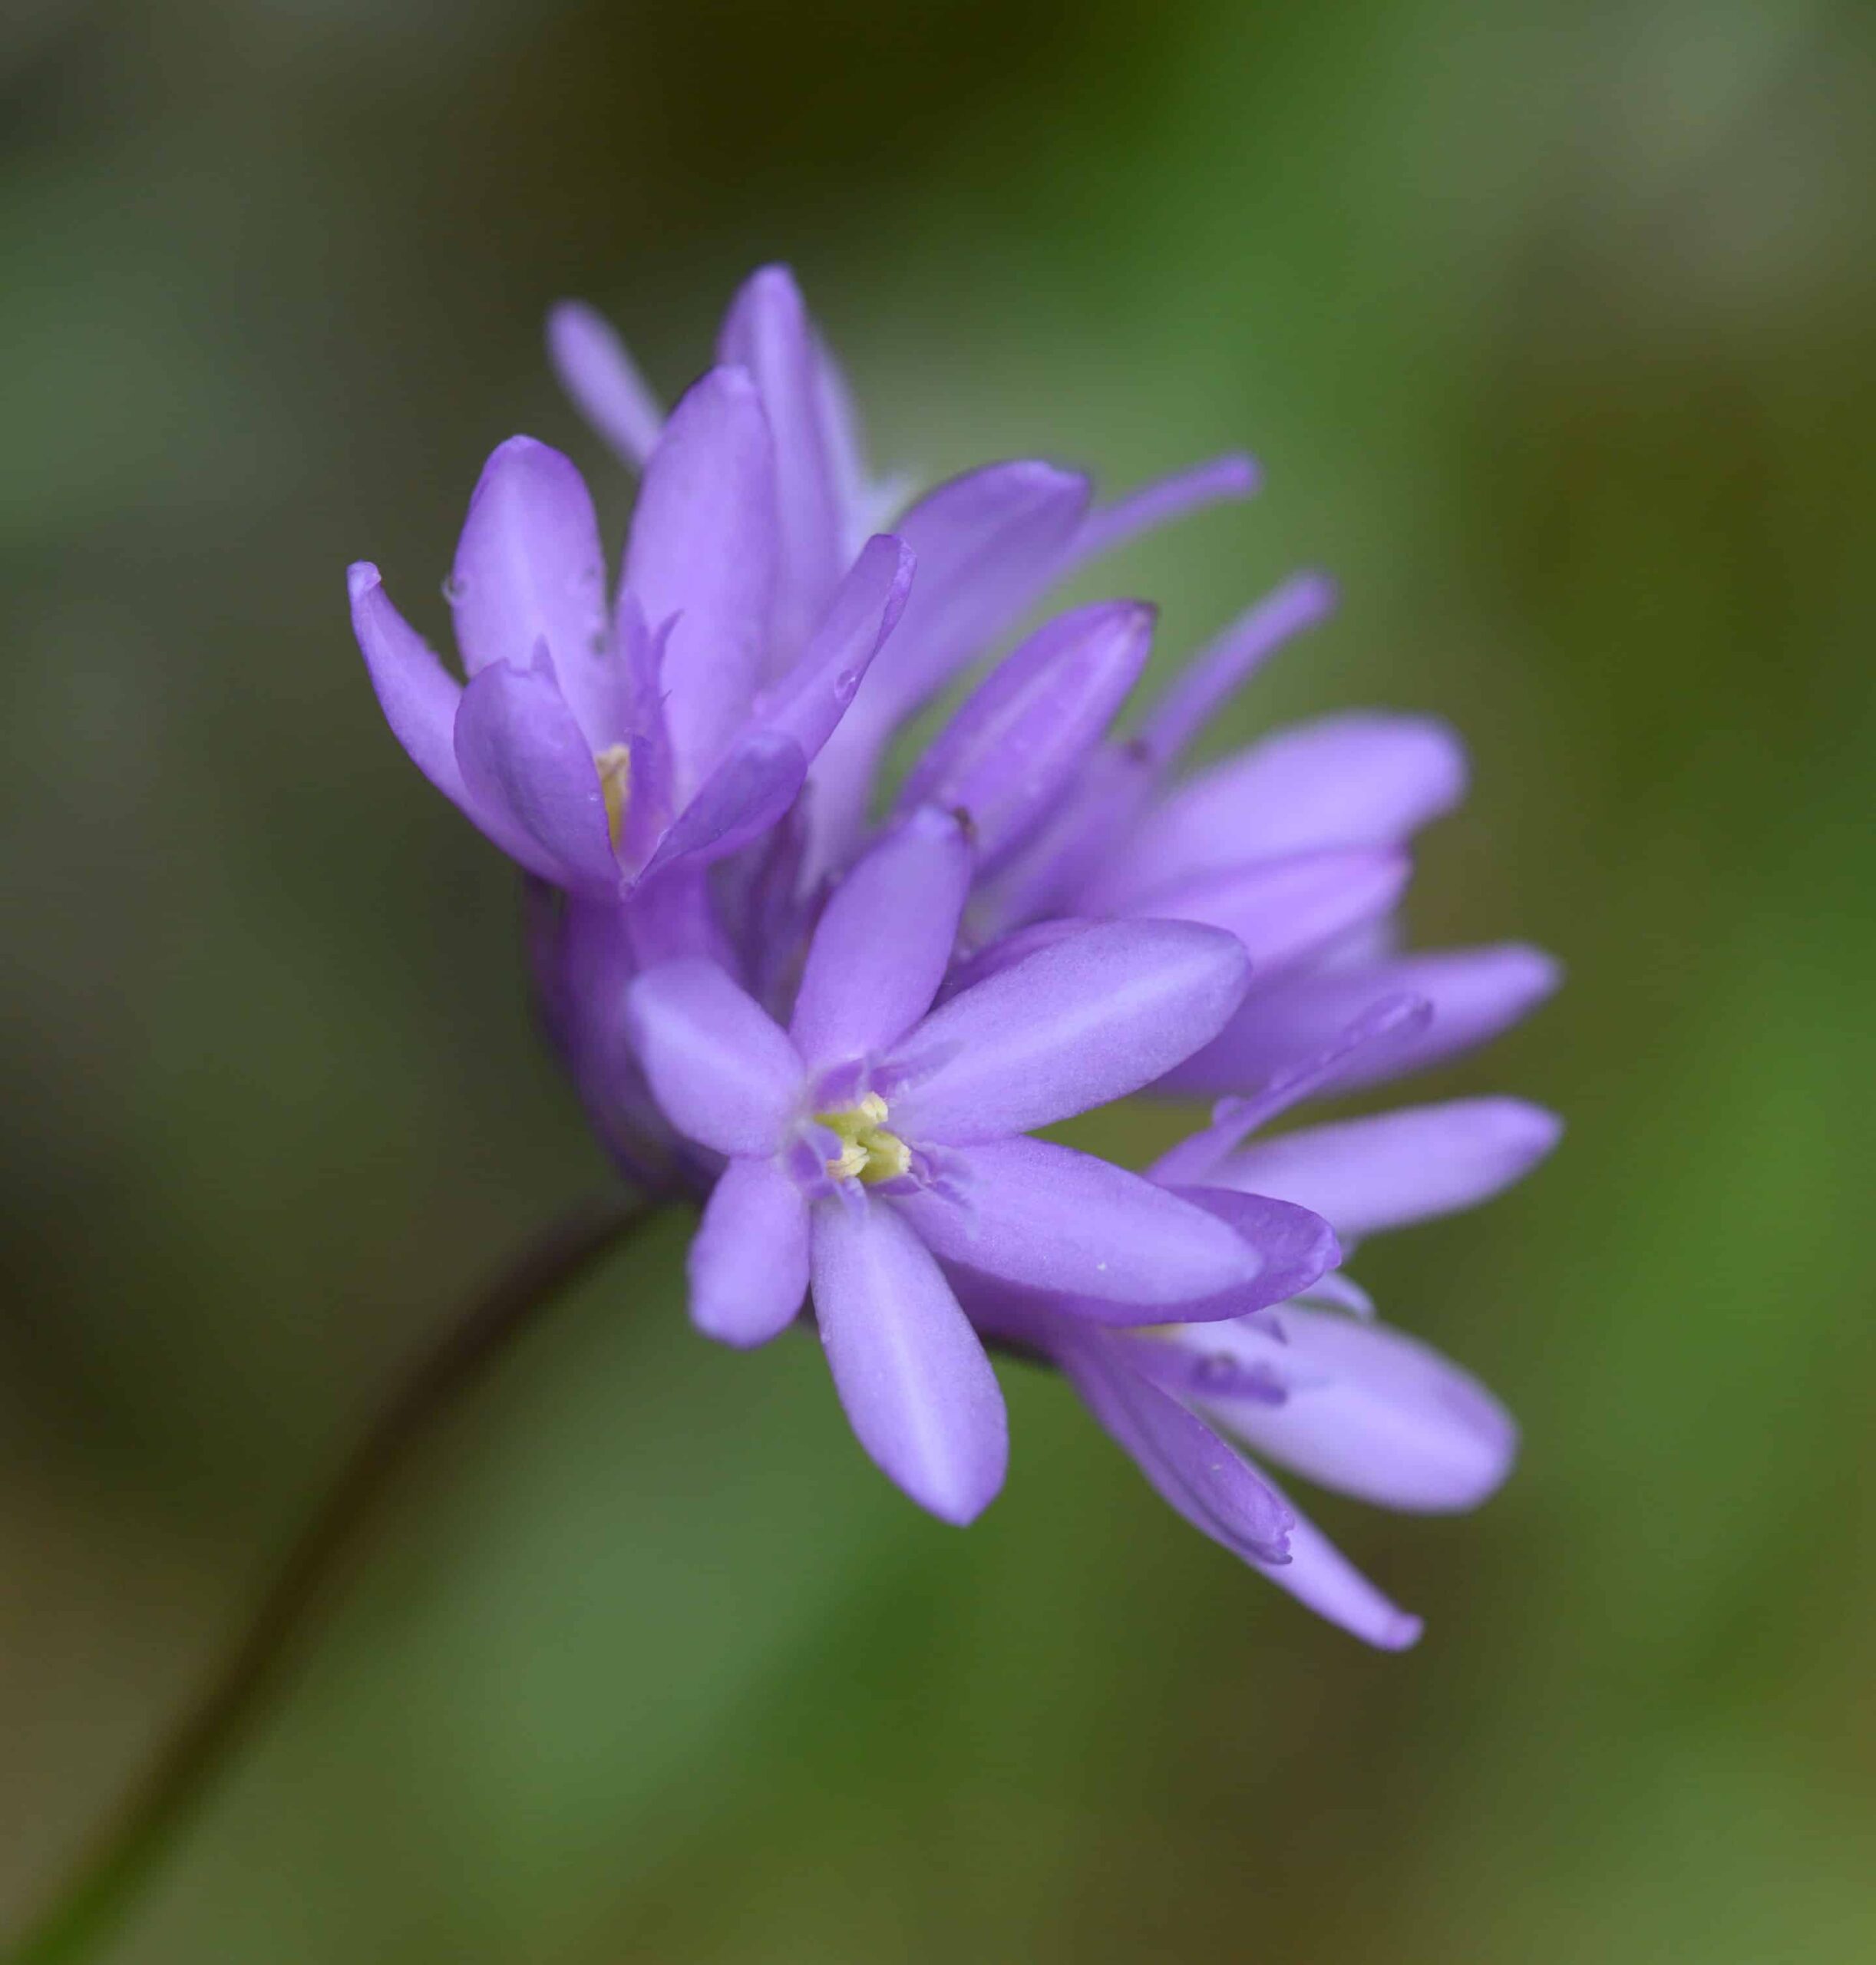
[351,266,1559,1646]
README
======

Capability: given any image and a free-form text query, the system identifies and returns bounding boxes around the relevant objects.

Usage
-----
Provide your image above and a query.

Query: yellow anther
[816,1095,912,1186]
[595,744,633,850]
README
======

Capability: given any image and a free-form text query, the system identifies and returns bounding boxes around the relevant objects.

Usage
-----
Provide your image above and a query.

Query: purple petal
[1207,1306,1517,1513]
[790,807,970,1071]
[349,563,466,804]
[689,1155,810,1347]
[1248,1482,1424,1649]
[638,729,807,882]
[1059,1333,1291,1561]
[1133,572,1336,767]
[452,650,619,889]
[623,864,728,969]
[448,439,617,744]
[966,742,1158,940]
[716,266,844,662]
[809,331,889,547]
[1123,848,1411,976]
[1168,1187,1343,1316]
[1082,713,1468,910]
[940,918,1090,999]
[857,458,1093,727]
[1214,1097,1563,1237]
[811,1197,1008,1525]
[890,920,1250,1142]
[624,959,802,1154]
[606,596,677,865]
[753,533,916,760]
[898,1138,1260,1305]
[624,367,778,791]
[806,460,1092,860]
[547,300,664,470]
[1162,946,1562,1096]
[896,601,1155,873]
[1064,453,1260,571]
[1148,995,1435,1184]
[1119,1316,1294,1403]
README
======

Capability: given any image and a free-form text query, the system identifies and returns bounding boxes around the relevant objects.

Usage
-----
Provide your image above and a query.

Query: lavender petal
[1063,452,1260,571]
[637,729,808,882]
[1059,1333,1291,1563]
[789,807,970,1071]
[1248,1481,1424,1649]
[448,438,616,746]
[1205,1306,1518,1513]
[547,300,665,471]
[349,563,466,805]
[1214,1097,1564,1237]
[689,1154,810,1347]
[890,919,1250,1142]
[624,959,803,1155]
[898,1138,1260,1306]
[1082,712,1468,910]
[808,459,1091,864]
[716,265,845,664]
[452,649,619,890]
[1161,945,1561,1096]
[754,532,917,761]
[624,366,778,792]
[811,1197,1008,1525]
[1134,571,1336,767]
[1122,847,1412,976]
[896,600,1156,873]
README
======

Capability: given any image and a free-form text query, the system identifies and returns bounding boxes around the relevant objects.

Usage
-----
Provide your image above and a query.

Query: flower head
[348,259,1560,1637]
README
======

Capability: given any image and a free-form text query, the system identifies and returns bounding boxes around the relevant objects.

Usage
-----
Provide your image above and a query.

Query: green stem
[8,1192,669,1964]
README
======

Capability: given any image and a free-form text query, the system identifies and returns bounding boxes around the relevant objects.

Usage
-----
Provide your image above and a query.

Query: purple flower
[622,807,1329,1523]
[346,258,1561,1640]
[964,999,1561,1645]
[351,414,913,900]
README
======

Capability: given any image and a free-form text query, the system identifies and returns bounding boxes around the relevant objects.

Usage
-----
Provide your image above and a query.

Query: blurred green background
[5,1,1874,1959]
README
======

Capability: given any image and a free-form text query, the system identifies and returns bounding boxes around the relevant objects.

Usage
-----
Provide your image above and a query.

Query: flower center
[595,744,632,850]
[815,1093,911,1186]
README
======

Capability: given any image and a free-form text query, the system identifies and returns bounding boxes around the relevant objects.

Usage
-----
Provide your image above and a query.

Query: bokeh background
[5,1,1874,1958]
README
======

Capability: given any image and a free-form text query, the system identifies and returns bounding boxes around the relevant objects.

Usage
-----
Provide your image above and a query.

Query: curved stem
[8,1191,671,1965]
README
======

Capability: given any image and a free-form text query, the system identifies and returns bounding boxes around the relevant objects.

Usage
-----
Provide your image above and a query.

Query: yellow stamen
[815,1092,912,1186]
[595,744,633,850]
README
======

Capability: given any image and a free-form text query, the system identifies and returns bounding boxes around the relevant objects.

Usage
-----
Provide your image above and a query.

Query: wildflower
[350,410,913,899]
[345,259,1561,1636]
[623,808,1336,1523]
[963,999,1560,1645]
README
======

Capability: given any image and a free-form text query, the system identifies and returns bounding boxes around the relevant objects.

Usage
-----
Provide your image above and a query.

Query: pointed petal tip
[747,261,805,302]
[1376,1610,1425,1650]
[483,431,561,470]
[921,1469,1006,1528]
[1479,1095,1567,1161]
[346,561,381,603]
[463,434,591,520]
[546,296,596,337]
[1289,567,1339,614]
[1214,451,1262,496]
[1493,943,1566,1007]
[1006,457,1092,498]
[696,361,762,405]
